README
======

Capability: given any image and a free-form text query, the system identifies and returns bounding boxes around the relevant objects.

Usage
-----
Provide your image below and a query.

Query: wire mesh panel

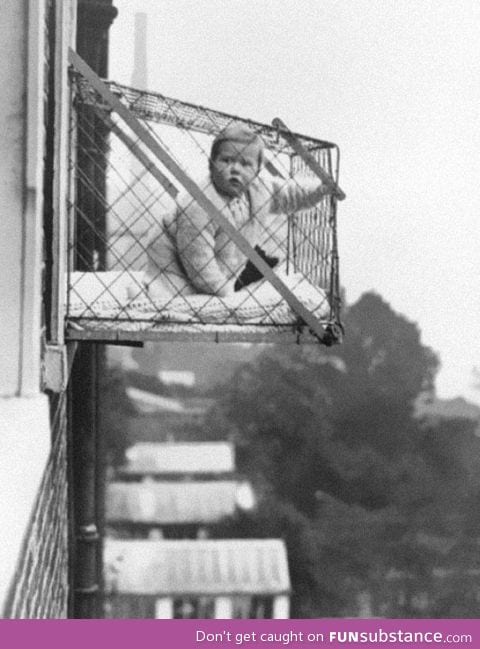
[66,58,343,345]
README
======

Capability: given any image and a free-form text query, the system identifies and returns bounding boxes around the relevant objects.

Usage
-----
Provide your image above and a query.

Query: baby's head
[210,123,264,198]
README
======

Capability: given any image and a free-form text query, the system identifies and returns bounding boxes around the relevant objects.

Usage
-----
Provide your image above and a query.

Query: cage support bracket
[43,342,79,392]
[68,48,330,343]
[43,343,68,392]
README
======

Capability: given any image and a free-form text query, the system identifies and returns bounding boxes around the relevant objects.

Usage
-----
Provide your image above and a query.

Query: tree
[212,496,354,617]
[99,365,137,467]
[211,292,480,616]
[218,292,440,514]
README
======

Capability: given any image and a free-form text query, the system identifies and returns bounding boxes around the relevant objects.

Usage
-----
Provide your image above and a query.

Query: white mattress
[67,270,330,332]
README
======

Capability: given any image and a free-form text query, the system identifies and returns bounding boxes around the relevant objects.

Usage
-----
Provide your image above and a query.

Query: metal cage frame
[65,50,343,346]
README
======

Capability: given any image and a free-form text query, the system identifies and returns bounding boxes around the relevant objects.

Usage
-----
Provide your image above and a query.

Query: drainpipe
[70,0,117,619]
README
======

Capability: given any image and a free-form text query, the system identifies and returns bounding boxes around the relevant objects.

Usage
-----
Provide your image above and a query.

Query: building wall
[0,2,31,394]
[0,0,75,618]
[4,394,69,618]
[0,395,52,615]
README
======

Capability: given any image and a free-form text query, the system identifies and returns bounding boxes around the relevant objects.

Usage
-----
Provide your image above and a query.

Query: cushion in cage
[68,270,329,326]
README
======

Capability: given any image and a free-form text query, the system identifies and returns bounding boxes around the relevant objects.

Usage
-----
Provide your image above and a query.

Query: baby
[145,123,340,298]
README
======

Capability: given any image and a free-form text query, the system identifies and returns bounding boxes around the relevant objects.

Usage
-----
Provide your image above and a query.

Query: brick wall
[5,392,69,619]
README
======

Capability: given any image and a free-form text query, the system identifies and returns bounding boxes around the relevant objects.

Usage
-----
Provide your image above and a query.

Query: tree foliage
[99,365,137,466]
[211,292,480,616]
[219,292,440,512]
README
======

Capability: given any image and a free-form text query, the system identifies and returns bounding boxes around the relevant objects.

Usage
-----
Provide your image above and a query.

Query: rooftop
[104,539,290,596]
[121,441,235,476]
[106,480,255,524]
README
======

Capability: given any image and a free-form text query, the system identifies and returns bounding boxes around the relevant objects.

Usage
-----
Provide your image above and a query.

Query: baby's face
[210,141,260,198]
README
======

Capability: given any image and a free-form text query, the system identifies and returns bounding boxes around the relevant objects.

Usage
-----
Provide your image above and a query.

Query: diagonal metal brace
[272,118,346,201]
[106,116,179,199]
[69,48,331,343]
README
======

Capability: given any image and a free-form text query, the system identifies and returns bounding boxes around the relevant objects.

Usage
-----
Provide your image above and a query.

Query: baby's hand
[324,180,345,201]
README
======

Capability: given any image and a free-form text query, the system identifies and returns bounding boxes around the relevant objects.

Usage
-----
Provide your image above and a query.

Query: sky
[109,0,480,405]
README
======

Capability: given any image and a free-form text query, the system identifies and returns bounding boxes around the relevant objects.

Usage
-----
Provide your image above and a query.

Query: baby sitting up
[145,122,340,299]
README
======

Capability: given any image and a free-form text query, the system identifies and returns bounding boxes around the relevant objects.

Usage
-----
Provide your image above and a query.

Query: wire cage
[66,52,343,345]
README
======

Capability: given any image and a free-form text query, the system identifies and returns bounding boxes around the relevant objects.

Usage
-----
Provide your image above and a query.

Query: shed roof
[104,539,290,596]
[121,442,235,475]
[106,480,254,524]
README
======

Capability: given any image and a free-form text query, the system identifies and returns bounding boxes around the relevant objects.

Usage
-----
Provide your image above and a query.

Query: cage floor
[65,319,329,344]
[65,271,335,344]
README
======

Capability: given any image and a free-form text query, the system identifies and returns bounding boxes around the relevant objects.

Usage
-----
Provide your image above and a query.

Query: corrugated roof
[106,480,252,524]
[122,442,235,475]
[104,539,290,596]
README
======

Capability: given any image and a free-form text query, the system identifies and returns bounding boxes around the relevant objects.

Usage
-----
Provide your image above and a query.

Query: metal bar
[65,324,328,344]
[68,48,329,343]
[272,118,346,201]
[76,77,337,151]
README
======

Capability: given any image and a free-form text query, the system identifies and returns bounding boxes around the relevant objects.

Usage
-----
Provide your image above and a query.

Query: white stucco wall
[0,0,76,617]
[0,0,51,616]
[0,394,51,613]
[0,1,29,396]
